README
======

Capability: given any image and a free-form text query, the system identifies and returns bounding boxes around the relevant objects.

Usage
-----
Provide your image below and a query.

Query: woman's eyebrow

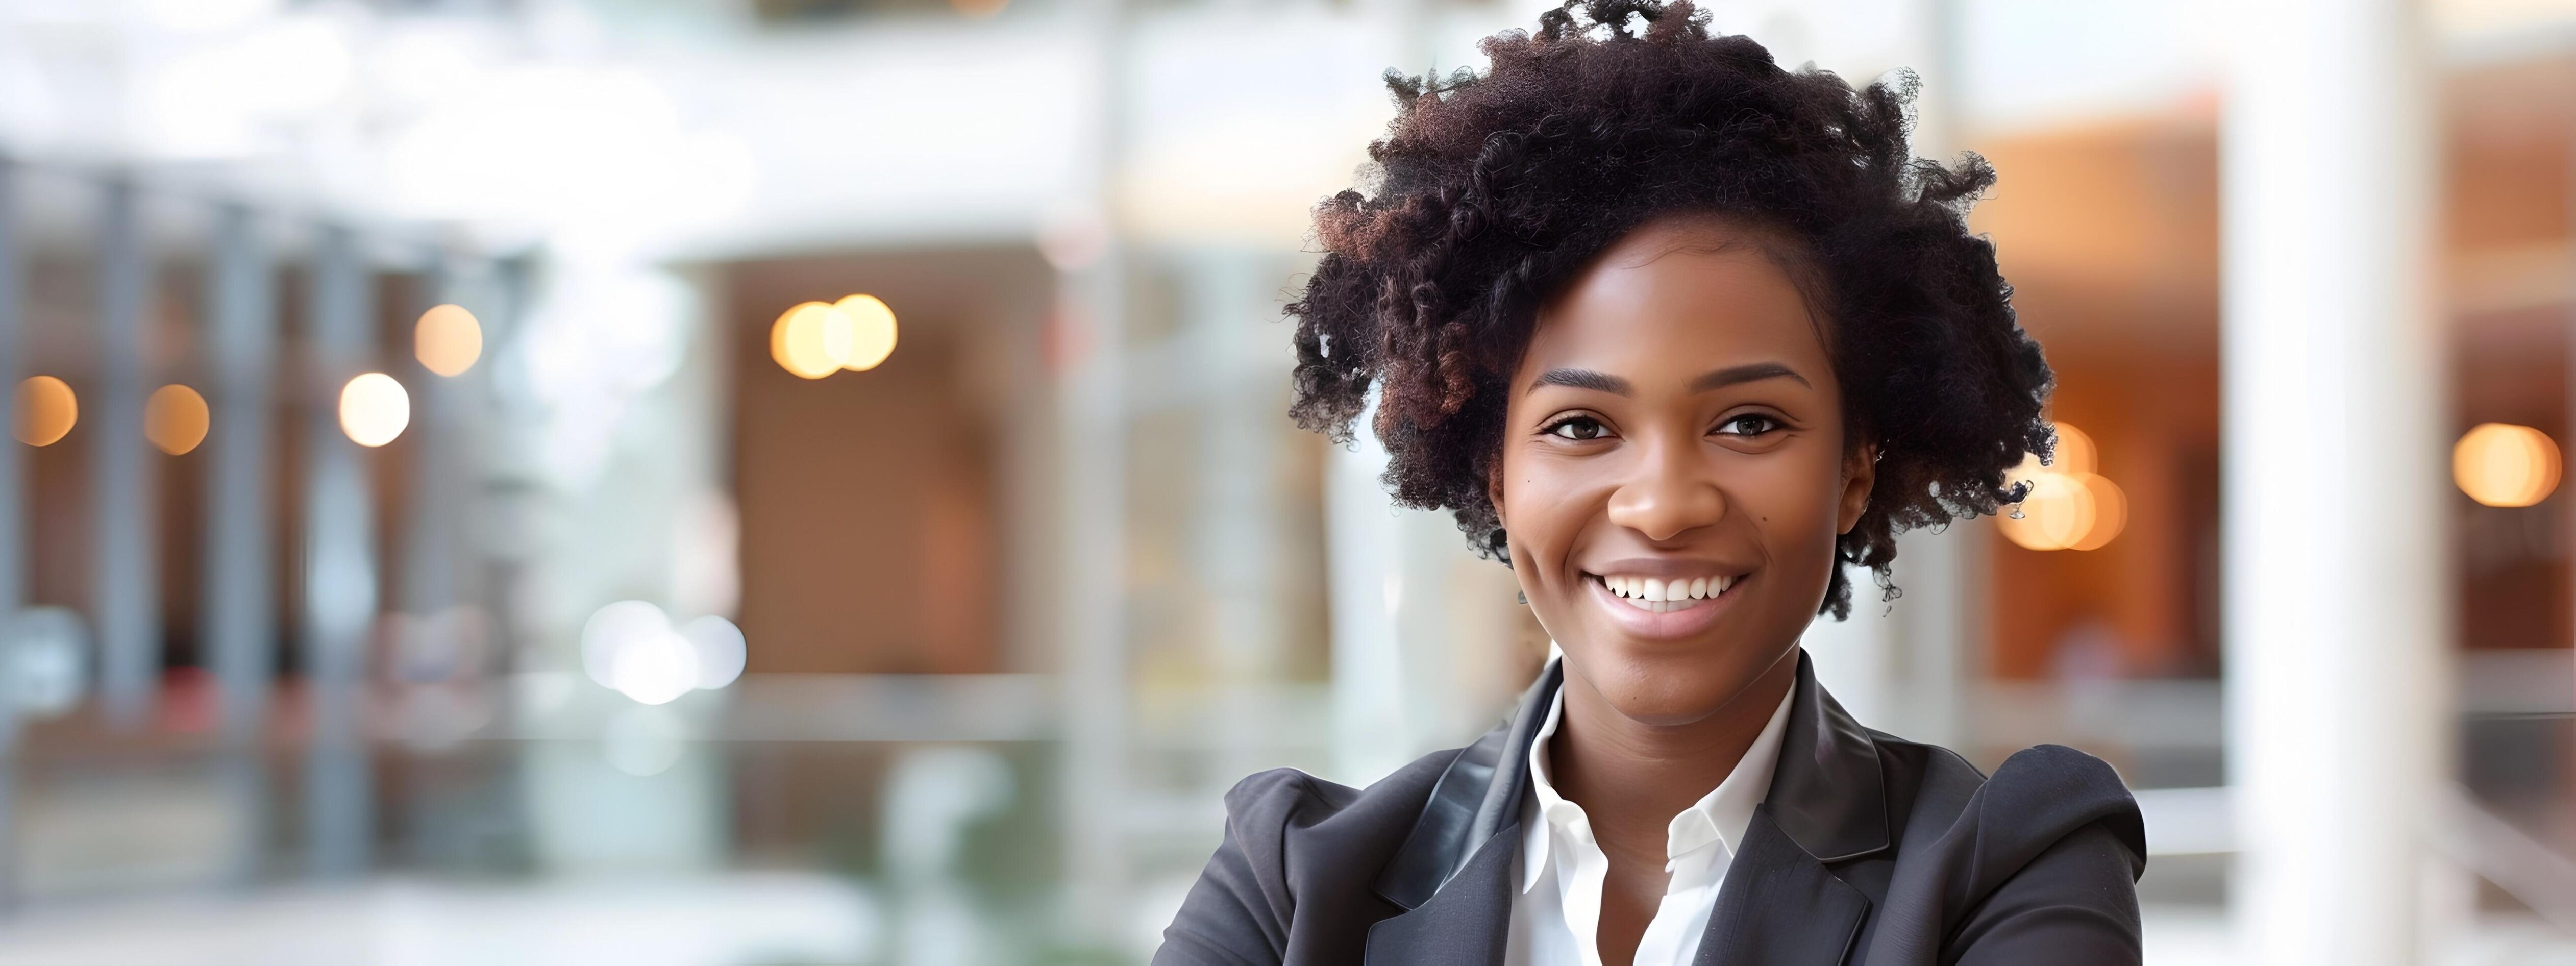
[1528,367,1631,395]
[1689,361,1810,392]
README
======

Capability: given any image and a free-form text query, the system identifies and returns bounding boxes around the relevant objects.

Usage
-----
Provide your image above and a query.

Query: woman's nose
[1603,437,1726,541]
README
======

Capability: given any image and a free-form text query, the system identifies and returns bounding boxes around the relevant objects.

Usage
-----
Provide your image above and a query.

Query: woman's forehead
[1523,234,1832,386]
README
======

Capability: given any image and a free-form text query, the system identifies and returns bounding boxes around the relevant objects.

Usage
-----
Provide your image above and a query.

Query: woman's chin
[1562,650,1739,725]
[1558,625,1799,728]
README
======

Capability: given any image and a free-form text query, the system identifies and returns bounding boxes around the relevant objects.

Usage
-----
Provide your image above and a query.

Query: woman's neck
[1547,647,1799,847]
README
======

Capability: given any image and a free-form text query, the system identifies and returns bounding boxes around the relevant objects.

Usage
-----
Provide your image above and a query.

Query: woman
[1154,3,2145,964]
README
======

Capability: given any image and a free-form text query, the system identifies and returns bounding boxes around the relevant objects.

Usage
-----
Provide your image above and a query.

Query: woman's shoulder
[1213,747,1460,858]
[1869,733,2145,859]
[1152,750,1467,966]
[1844,735,2148,961]
[1857,733,2147,950]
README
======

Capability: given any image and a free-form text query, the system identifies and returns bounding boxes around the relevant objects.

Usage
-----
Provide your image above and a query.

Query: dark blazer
[1153,651,2146,965]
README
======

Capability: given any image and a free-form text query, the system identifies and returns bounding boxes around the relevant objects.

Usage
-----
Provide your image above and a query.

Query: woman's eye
[1545,417,1609,440]
[1714,414,1781,437]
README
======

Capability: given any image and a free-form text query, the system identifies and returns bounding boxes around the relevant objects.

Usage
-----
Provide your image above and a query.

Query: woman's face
[1494,217,1872,726]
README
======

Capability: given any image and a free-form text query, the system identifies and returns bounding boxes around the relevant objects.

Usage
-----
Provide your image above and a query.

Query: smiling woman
[1155,3,2145,965]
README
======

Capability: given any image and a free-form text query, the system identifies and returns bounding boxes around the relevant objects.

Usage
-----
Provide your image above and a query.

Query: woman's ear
[1836,442,1876,535]
[1487,464,1508,530]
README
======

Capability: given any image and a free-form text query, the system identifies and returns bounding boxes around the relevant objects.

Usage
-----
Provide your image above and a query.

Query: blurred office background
[0,0,2570,963]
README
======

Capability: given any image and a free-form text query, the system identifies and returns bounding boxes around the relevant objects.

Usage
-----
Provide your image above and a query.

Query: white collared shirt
[1503,682,1797,966]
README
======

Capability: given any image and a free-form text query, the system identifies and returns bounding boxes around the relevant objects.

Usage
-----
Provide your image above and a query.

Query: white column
[396,256,465,867]
[0,162,20,729]
[400,257,462,624]
[1893,525,1980,749]
[303,225,378,878]
[2565,86,2576,769]
[92,179,156,729]
[1326,411,1525,785]
[205,204,277,884]
[1057,0,1131,937]
[1057,266,1129,931]
[1800,579,1896,730]
[1325,401,1414,785]
[1188,250,1287,783]
[2222,2,2446,963]
[207,205,277,746]
[0,159,25,905]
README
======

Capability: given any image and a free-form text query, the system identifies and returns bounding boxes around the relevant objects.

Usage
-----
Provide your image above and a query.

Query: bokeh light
[338,373,411,447]
[680,615,747,690]
[2068,472,2128,551]
[833,294,898,371]
[415,303,483,377]
[581,601,668,690]
[144,384,210,455]
[2048,420,2097,474]
[771,298,898,378]
[2000,420,2126,551]
[579,601,724,705]
[612,631,699,706]
[7,607,87,720]
[770,301,850,379]
[12,376,76,446]
[2453,422,2561,508]
[2001,469,2095,551]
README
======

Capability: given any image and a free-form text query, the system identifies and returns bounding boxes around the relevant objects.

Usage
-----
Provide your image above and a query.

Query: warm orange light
[833,294,898,371]
[2047,421,2096,474]
[13,376,75,446]
[339,373,410,447]
[415,304,483,377]
[2001,471,2095,551]
[2068,473,2128,551]
[144,384,209,455]
[770,302,849,380]
[950,0,1008,17]
[2453,423,2561,508]
[2001,420,2125,551]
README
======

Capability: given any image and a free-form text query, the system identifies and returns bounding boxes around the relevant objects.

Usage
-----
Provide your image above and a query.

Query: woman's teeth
[1597,574,1733,613]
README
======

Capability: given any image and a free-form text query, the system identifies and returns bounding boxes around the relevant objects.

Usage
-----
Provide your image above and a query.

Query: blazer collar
[1370,648,1887,910]
[1765,650,1891,862]
[1371,660,1558,911]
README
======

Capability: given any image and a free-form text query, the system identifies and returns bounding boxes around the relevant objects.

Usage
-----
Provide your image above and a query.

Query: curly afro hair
[1286,0,2053,618]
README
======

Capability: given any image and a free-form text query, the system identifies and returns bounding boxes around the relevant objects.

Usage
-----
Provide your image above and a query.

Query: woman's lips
[1581,570,1742,640]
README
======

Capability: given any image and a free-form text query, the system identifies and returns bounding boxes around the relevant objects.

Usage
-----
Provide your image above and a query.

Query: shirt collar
[1519,687,1570,895]
[1518,675,1799,895]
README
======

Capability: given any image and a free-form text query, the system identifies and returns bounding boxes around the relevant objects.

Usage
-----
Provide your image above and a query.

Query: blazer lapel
[1765,651,1890,863]
[1364,663,1555,966]
[1373,661,1561,910]
[1693,651,1889,965]
[1694,808,1870,965]
[1364,824,1519,966]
